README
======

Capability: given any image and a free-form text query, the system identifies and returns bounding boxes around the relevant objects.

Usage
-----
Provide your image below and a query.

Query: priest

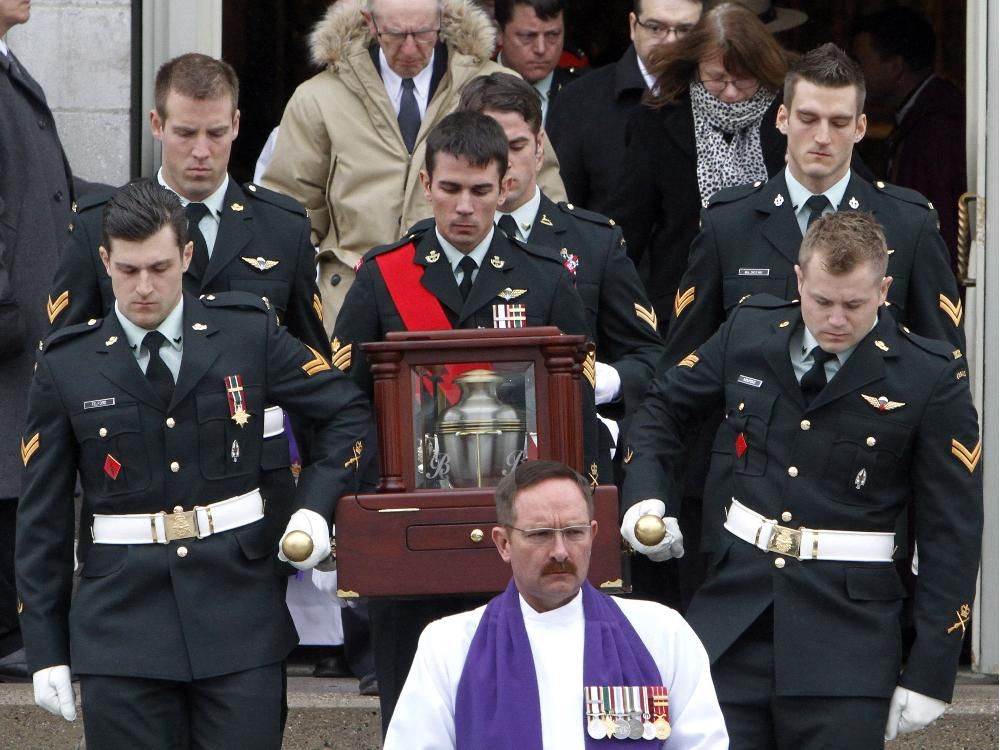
[384,460,728,749]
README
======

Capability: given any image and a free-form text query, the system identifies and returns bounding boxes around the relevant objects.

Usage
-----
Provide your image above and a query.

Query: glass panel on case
[412,361,537,489]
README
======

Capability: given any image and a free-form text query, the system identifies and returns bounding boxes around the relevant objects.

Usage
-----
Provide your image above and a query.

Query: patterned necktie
[142,330,175,406]
[800,346,836,404]
[398,78,421,153]
[458,256,477,302]
[185,202,211,279]
[497,214,520,241]
[805,194,830,231]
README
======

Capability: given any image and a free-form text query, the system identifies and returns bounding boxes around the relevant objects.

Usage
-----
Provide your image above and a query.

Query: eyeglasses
[507,524,592,545]
[698,77,761,95]
[635,18,696,39]
[372,16,441,47]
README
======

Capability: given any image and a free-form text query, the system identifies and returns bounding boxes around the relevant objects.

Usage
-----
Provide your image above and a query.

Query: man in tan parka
[262,0,565,332]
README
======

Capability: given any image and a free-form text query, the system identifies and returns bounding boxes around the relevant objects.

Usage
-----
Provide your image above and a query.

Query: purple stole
[455,580,661,748]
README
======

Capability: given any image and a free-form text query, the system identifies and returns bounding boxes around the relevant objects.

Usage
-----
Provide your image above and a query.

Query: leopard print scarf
[690,81,776,205]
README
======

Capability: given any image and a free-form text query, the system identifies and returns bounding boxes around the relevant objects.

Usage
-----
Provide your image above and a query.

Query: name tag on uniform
[737,375,763,388]
[738,268,770,276]
[84,398,116,410]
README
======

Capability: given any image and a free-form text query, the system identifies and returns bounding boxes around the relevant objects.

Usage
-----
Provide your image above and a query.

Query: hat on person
[727,0,808,33]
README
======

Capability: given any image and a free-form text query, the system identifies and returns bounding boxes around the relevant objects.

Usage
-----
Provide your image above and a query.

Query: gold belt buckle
[767,524,801,557]
[164,506,198,542]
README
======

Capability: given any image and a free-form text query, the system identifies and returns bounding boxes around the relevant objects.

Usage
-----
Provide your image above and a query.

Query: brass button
[774,557,786,569]
[780,511,792,523]
[787,466,799,477]
[470,528,484,543]
[99,427,108,438]
[866,436,876,447]
[800,420,811,431]
[738,402,745,411]
[170,461,180,473]
[176,546,188,558]
[166,417,176,428]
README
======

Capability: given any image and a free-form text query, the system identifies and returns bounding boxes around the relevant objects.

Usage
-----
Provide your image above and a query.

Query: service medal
[654,717,671,740]
[613,719,630,740]
[224,374,252,427]
[587,718,606,740]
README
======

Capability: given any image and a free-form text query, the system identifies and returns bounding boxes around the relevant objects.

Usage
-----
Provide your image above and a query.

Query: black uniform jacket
[16,293,371,680]
[333,223,607,481]
[665,171,966,367]
[48,180,328,355]
[524,194,663,419]
[623,297,982,702]
[606,92,787,330]
[547,45,647,215]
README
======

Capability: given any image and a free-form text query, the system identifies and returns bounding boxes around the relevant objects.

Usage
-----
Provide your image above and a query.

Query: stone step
[0,672,994,749]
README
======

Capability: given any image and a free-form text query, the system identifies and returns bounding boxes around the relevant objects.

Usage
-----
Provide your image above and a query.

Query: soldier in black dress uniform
[17,180,370,748]
[621,212,982,749]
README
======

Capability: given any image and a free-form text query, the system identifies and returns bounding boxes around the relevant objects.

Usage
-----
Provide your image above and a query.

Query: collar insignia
[848,196,859,209]
[425,249,441,263]
[105,336,118,347]
[490,255,505,269]
[192,323,208,331]
[774,194,785,207]
[540,214,554,226]
[230,202,244,212]
[875,340,889,351]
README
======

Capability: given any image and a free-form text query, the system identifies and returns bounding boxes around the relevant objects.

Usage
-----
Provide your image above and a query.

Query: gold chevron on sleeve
[330,337,352,371]
[20,433,40,467]
[46,291,70,323]
[582,350,597,389]
[301,345,332,376]
[674,286,695,318]
[951,438,981,473]
[312,293,324,322]
[678,352,700,368]
[939,294,963,326]
[634,303,658,332]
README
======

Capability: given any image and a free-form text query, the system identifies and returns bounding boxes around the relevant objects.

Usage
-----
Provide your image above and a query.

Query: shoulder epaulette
[707,181,764,207]
[41,319,102,352]
[740,293,797,310]
[364,228,427,261]
[199,291,270,313]
[871,180,936,211]
[557,201,617,229]
[899,324,960,359]
[242,183,307,216]
[72,186,116,214]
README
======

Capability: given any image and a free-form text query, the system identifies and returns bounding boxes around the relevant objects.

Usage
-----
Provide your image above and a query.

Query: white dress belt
[92,489,264,545]
[724,497,895,562]
[263,405,284,438]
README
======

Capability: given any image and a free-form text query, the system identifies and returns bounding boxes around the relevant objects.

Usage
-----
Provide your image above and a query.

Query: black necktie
[185,202,211,279]
[458,256,477,302]
[143,330,175,406]
[805,194,830,231]
[497,214,520,241]
[398,78,421,153]
[800,346,836,404]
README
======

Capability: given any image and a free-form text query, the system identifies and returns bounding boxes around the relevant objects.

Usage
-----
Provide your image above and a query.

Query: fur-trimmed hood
[309,0,496,69]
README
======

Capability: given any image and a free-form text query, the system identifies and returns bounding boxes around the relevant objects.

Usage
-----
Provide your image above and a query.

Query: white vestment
[384,590,729,749]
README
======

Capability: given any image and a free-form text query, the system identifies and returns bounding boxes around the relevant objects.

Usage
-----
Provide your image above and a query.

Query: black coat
[664,171,966,366]
[622,298,982,701]
[547,46,647,215]
[523,193,663,419]
[606,92,786,331]
[16,293,371,678]
[544,65,587,129]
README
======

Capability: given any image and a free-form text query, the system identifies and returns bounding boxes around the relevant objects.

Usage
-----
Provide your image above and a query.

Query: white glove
[278,508,331,570]
[594,361,621,406]
[32,665,76,721]
[884,686,947,740]
[620,499,685,561]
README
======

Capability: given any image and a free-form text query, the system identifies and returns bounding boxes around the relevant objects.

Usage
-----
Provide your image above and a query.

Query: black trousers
[0,499,21,657]
[713,607,890,750]
[80,662,284,750]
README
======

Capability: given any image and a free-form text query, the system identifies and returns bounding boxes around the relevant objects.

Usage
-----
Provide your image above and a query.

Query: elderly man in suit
[0,0,74,681]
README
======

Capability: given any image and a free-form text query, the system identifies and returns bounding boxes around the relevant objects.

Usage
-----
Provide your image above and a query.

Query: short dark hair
[853,7,935,74]
[458,72,544,135]
[646,2,787,107]
[634,0,702,16]
[102,179,188,254]
[495,0,564,28]
[785,43,867,115]
[799,211,888,278]
[424,111,510,179]
[495,460,593,526]
[154,53,240,120]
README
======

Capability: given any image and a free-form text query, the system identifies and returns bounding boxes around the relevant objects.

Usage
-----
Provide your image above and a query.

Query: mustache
[541,560,577,576]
